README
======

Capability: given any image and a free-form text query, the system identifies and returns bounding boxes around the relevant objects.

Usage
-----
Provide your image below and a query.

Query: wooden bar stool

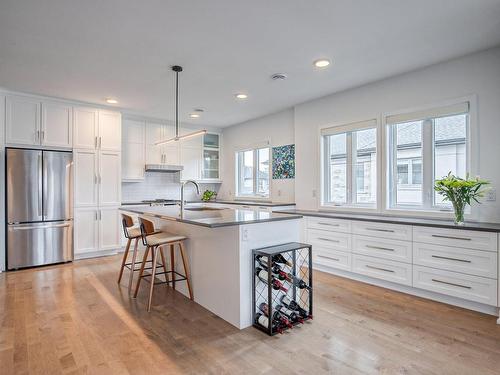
[133,217,194,312]
[118,213,143,292]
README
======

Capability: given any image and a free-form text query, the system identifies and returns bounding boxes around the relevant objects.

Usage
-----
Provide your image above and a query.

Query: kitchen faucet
[180,180,200,211]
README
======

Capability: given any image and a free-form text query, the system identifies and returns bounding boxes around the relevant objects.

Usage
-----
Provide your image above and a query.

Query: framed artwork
[272,144,295,179]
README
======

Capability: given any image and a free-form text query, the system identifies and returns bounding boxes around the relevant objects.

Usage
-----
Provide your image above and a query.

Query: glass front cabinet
[202,133,221,181]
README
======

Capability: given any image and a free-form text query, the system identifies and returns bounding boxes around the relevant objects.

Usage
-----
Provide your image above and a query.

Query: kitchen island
[119,205,303,329]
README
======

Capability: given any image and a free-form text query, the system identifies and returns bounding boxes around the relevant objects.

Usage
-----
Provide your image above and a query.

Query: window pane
[354,128,376,204]
[434,114,467,205]
[257,148,270,196]
[327,133,347,204]
[239,150,254,195]
[394,121,422,205]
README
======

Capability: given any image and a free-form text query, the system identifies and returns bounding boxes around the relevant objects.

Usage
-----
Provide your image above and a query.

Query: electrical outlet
[242,229,249,241]
[277,189,282,196]
[312,189,317,198]
[486,188,496,201]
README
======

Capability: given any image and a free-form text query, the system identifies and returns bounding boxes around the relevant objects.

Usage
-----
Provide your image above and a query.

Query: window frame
[320,118,380,211]
[381,96,477,219]
[235,145,271,199]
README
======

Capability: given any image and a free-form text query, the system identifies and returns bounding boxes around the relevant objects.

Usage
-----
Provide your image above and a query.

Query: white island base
[146,216,301,329]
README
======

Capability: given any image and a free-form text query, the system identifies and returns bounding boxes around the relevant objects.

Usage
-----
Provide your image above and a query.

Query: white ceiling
[1,0,500,128]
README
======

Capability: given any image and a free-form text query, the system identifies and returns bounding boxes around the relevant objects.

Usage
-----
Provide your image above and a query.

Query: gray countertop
[274,209,500,232]
[120,205,303,228]
[190,200,296,207]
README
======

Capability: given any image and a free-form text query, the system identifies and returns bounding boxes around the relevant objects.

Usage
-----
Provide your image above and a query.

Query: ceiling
[1,0,500,128]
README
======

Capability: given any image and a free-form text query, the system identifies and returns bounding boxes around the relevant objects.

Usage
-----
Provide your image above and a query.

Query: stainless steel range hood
[145,164,184,172]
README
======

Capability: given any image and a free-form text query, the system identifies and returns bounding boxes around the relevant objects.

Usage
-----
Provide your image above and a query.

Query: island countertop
[119,205,303,228]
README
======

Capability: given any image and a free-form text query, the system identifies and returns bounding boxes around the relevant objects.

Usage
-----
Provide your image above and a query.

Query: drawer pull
[317,237,340,243]
[365,264,395,273]
[365,228,395,233]
[366,245,395,252]
[431,234,471,241]
[431,255,471,263]
[431,278,472,289]
[317,254,340,262]
[318,222,340,227]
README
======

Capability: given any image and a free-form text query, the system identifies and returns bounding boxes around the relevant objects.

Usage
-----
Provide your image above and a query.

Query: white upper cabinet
[99,111,121,151]
[73,107,98,150]
[5,95,41,146]
[41,101,73,148]
[99,150,121,206]
[122,118,145,180]
[74,149,99,207]
[180,146,201,180]
[145,121,179,164]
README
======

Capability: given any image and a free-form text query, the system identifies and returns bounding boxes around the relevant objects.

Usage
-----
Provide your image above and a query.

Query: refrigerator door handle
[38,153,43,217]
[11,222,72,230]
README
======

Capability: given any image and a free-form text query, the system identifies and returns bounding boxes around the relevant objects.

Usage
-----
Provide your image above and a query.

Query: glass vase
[452,201,466,225]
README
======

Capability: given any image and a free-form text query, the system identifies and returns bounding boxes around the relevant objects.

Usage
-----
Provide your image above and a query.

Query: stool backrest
[121,213,135,239]
[138,217,155,246]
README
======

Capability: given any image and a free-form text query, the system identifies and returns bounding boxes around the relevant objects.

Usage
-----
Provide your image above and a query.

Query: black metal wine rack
[252,242,313,336]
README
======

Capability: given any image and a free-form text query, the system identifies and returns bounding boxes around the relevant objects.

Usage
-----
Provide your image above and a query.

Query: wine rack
[252,242,313,336]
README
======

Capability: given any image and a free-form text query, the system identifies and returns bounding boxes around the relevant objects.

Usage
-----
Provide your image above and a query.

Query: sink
[184,207,225,211]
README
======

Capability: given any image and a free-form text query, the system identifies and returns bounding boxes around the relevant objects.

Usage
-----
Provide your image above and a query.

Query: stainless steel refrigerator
[6,148,73,269]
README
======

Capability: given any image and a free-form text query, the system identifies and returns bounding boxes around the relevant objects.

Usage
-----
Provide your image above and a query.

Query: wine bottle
[258,303,293,328]
[255,267,288,292]
[255,313,283,334]
[256,257,292,282]
[272,253,292,267]
[280,295,310,319]
[288,274,311,290]
[275,304,303,324]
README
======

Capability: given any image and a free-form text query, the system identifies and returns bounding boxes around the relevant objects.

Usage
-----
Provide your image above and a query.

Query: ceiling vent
[271,73,287,81]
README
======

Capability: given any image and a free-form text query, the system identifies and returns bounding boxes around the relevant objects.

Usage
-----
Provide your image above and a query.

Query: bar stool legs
[148,246,159,312]
[134,246,151,298]
[179,242,194,301]
[127,238,140,292]
[117,238,132,284]
[170,244,176,290]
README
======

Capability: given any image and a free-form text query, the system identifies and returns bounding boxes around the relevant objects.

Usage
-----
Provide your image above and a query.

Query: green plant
[201,190,217,202]
[434,172,490,224]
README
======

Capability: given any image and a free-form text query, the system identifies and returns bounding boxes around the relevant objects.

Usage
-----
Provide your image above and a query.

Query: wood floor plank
[0,255,499,374]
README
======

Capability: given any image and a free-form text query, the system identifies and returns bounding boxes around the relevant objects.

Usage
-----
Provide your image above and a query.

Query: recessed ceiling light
[189,113,200,118]
[105,98,118,104]
[235,93,248,99]
[313,59,331,68]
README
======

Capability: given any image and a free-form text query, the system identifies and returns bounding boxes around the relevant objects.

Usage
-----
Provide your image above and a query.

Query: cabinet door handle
[317,254,340,262]
[99,137,102,149]
[366,228,395,233]
[99,210,102,220]
[94,175,98,184]
[318,222,340,227]
[242,205,251,208]
[317,237,340,243]
[35,130,40,142]
[365,264,395,273]
[95,210,98,221]
[431,255,471,263]
[431,234,471,241]
[95,136,98,149]
[431,278,471,289]
[41,130,45,141]
[366,245,395,252]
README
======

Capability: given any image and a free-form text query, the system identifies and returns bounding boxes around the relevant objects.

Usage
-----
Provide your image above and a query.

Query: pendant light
[155,65,207,146]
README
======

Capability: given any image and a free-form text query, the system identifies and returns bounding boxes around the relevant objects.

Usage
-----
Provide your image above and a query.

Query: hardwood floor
[0,254,499,375]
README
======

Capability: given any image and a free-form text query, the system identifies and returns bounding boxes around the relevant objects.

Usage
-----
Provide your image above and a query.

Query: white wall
[0,95,4,271]
[219,109,295,203]
[295,47,500,222]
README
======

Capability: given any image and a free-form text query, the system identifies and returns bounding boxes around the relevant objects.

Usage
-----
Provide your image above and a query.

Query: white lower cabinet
[307,216,499,312]
[313,247,351,271]
[413,265,497,306]
[352,254,413,286]
[74,206,121,256]
[74,207,99,254]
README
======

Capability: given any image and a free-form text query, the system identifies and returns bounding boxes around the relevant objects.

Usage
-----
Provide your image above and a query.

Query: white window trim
[234,141,272,200]
[319,117,381,212]
[381,95,478,220]
[316,95,478,220]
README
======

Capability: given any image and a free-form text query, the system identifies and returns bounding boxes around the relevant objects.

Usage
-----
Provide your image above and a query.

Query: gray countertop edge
[119,207,303,228]
[274,209,500,232]
[190,200,296,207]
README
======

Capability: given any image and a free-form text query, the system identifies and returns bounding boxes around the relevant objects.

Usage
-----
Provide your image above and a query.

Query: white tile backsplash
[122,172,219,202]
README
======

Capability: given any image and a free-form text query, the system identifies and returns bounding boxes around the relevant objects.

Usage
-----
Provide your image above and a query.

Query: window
[321,120,377,207]
[387,102,469,210]
[236,147,270,198]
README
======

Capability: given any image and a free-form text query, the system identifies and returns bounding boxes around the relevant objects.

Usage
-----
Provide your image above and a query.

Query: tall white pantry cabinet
[73,108,122,258]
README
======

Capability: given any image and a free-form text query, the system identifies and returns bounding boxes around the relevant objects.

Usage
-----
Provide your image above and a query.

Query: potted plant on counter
[434,172,490,225]
[201,190,217,202]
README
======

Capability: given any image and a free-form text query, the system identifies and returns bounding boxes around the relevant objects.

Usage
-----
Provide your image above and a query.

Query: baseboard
[74,249,120,260]
[313,263,499,317]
